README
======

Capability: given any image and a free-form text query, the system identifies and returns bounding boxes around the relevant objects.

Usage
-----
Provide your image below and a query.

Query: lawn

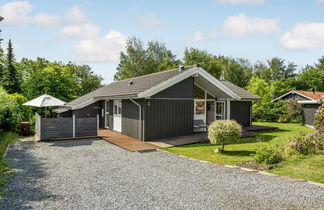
[164,122,324,183]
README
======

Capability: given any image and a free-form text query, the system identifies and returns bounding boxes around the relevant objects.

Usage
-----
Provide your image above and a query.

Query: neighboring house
[54,65,260,141]
[272,90,324,127]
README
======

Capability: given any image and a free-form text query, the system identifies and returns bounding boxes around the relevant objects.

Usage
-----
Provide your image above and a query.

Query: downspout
[130,99,143,141]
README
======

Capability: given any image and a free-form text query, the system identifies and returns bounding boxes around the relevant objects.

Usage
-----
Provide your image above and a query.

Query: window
[195,101,205,114]
[114,100,122,115]
[194,85,205,99]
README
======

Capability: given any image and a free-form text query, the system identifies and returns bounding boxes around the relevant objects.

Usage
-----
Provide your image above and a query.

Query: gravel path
[0,139,323,209]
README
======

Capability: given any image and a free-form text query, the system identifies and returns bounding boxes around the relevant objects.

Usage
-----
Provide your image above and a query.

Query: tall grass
[0,132,18,197]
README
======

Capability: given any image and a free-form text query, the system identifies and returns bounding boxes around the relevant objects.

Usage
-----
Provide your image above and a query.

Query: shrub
[208,120,242,152]
[314,103,324,134]
[289,132,323,155]
[0,88,32,133]
[254,144,283,165]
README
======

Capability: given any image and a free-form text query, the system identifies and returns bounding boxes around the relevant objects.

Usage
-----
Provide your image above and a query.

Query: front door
[206,101,215,125]
[113,100,122,132]
[216,101,225,120]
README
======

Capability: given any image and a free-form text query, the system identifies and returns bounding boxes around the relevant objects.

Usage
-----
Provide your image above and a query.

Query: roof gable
[272,90,324,103]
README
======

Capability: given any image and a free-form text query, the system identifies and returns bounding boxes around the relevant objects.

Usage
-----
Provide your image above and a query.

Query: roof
[65,65,260,109]
[293,90,324,100]
[272,90,324,103]
[65,65,196,107]
[219,81,261,100]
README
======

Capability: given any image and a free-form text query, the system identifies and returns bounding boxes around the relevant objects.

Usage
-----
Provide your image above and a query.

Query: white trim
[226,99,231,120]
[271,91,315,103]
[137,67,241,100]
[298,100,320,104]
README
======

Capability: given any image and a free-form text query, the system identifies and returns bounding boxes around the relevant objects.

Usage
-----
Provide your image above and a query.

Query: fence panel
[75,118,97,137]
[41,118,73,140]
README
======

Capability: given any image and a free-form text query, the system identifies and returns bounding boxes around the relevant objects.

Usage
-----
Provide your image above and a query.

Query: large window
[195,101,205,114]
[194,85,205,99]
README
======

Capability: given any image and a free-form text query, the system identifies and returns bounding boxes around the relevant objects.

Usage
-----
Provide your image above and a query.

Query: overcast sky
[1,0,324,83]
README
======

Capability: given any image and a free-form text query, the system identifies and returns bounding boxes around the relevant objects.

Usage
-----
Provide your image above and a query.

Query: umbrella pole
[45,107,47,118]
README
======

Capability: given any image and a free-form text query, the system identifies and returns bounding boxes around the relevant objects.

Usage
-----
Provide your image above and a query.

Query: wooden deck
[99,129,158,152]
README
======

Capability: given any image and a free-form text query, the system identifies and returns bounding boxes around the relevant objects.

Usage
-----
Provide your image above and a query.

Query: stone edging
[157,149,324,188]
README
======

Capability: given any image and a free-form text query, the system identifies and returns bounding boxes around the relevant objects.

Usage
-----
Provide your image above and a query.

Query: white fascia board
[137,67,241,100]
[71,98,97,110]
[297,100,319,104]
[198,69,240,100]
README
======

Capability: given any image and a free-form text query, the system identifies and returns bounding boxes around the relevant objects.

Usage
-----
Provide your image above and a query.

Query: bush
[314,103,324,134]
[254,144,283,165]
[0,88,32,133]
[208,120,242,152]
[289,132,323,155]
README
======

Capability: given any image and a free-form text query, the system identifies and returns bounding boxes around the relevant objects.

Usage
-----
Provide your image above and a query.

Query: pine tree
[0,16,4,86]
[3,39,20,93]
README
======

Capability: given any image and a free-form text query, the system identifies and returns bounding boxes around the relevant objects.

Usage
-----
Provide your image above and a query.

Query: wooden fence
[35,114,99,141]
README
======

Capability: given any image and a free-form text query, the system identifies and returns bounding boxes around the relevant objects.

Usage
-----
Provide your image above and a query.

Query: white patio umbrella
[23,94,66,118]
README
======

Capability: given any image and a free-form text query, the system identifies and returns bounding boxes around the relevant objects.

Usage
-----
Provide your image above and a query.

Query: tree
[295,65,324,92]
[21,64,77,101]
[69,63,103,96]
[3,39,20,93]
[114,37,180,80]
[0,16,5,86]
[19,58,103,101]
[223,58,253,88]
[183,48,252,87]
[253,58,297,82]
[183,48,222,79]
[246,77,272,121]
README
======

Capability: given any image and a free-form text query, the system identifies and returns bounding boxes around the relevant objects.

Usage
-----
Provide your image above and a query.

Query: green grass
[0,132,18,198]
[164,122,324,183]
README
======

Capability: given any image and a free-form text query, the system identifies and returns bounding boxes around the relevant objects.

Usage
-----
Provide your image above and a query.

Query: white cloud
[56,23,100,39]
[33,13,61,28]
[215,0,265,5]
[0,2,88,27]
[74,30,127,62]
[221,14,280,37]
[188,13,279,42]
[64,6,88,25]
[136,13,162,29]
[280,22,324,50]
[0,1,33,25]
[317,0,324,3]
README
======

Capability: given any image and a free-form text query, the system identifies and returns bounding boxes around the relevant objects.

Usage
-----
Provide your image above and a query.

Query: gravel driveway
[0,139,323,209]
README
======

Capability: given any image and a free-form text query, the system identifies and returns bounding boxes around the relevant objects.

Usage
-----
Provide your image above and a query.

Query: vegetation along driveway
[1,139,323,209]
